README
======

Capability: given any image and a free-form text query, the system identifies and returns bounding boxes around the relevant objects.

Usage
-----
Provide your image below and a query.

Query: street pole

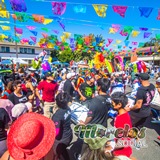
[13,13,19,71]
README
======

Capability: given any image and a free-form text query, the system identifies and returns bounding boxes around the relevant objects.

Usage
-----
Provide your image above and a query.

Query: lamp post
[13,13,19,70]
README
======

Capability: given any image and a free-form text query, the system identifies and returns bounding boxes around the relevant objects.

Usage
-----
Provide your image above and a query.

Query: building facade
[0,42,51,63]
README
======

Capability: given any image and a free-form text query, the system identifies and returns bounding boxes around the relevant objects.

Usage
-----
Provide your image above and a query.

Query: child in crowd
[111,92,133,158]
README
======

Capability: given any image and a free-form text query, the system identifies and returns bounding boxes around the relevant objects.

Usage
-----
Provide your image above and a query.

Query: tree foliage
[57,49,74,63]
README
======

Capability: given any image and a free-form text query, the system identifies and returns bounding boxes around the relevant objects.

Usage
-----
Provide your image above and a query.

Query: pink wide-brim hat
[7,112,56,160]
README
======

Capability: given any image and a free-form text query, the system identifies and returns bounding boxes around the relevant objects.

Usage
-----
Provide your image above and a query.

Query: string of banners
[0,0,160,20]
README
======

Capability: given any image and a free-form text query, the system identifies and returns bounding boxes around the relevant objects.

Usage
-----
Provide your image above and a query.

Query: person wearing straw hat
[1,112,56,160]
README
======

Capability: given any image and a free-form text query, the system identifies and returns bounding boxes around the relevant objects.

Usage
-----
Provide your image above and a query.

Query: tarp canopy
[0,59,12,65]
[13,58,28,64]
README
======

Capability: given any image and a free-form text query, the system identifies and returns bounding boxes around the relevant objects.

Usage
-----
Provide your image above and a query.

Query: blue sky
[1,0,160,50]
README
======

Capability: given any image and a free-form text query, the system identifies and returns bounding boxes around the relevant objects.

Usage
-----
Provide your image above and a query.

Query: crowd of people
[0,64,160,160]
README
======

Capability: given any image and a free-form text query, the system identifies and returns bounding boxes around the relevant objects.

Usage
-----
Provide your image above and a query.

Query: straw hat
[7,113,56,160]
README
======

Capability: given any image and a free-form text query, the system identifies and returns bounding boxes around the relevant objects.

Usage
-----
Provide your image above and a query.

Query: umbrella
[63,62,69,66]
[52,61,62,65]
[1,59,12,65]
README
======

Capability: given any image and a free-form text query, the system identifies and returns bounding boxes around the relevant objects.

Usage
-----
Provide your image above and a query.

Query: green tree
[57,49,74,63]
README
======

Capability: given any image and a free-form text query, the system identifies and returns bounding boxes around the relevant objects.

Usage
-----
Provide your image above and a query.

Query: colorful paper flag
[42,33,48,38]
[124,26,133,34]
[156,34,160,40]
[15,12,30,22]
[32,14,44,23]
[51,2,66,15]
[30,36,37,43]
[132,42,138,45]
[43,18,53,25]
[30,30,38,36]
[116,40,122,44]
[108,39,113,44]
[0,11,9,18]
[21,38,29,43]
[112,5,128,17]
[124,40,130,47]
[131,30,140,37]
[63,32,71,39]
[0,25,10,30]
[120,30,128,36]
[53,30,59,34]
[144,32,152,38]
[10,0,27,12]
[109,28,116,34]
[0,0,9,18]
[139,7,153,18]
[27,26,36,30]
[73,5,86,13]
[139,27,148,31]
[92,4,108,18]
[41,28,49,32]
[15,27,23,34]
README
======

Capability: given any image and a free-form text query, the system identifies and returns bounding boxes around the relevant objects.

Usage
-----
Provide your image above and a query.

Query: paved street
[68,82,160,160]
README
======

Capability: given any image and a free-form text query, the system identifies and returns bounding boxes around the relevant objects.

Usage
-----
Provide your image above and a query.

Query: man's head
[111,92,128,110]
[45,72,54,81]
[97,78,110,93]
[66,72,75,80]
[12,80,22,93]
[56,92,70,109]
[137,73,150,83]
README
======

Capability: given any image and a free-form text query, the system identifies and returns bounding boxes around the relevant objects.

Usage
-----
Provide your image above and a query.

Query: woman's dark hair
[56,92,70,109]
[26,75,32,81]
[111,92,128,108]
[12,80,21,89]
[97,78,110,93]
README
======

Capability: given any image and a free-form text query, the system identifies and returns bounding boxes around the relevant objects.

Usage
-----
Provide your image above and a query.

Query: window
[19,48,35,54]
[1,46,10,53]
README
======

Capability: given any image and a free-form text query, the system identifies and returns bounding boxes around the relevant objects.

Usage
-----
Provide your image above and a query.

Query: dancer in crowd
[36,72,58,119]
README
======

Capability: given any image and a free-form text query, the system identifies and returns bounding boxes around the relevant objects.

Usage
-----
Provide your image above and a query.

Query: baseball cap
[67,72,76,79]
[138,73,150,80]
[45,72,53,77]
[11,102,32,118]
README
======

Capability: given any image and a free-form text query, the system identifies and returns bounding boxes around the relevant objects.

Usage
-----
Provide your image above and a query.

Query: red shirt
[1,90,12,99]
[113,112,132,158]
[37,80,58,102]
